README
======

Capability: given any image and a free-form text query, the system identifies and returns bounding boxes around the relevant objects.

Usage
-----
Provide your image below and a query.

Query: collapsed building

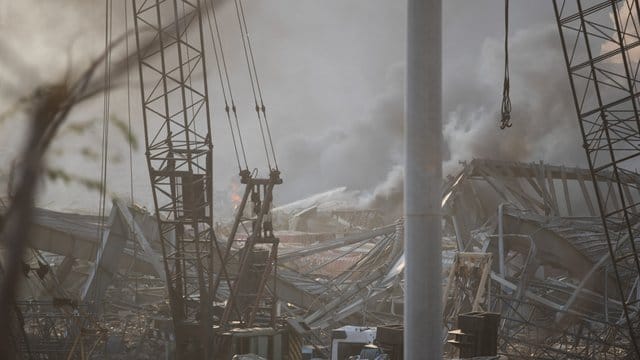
[3,0,640,358]
[5,158,637,359]
[278,158,635,359]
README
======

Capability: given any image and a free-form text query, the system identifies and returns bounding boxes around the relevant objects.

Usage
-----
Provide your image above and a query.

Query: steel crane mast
[131,0,283,357]
[214,169,281,329]
[132,0,215,357]
[554,0,640,356]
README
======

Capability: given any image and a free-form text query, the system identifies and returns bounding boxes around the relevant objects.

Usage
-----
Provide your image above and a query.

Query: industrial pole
[405,0,442,359]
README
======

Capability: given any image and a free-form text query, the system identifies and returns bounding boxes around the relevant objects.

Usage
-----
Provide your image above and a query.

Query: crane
[132,1,216,357]
[553,0,640,356]
[131,0,281,358]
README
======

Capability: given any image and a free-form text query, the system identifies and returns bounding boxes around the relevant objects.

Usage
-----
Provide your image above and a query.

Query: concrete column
[404,0,442,359]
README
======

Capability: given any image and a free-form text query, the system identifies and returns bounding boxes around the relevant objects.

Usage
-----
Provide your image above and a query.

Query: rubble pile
[4,159,637,358]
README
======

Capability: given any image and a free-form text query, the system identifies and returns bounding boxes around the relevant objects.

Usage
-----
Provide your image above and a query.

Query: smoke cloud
[0,1,589,221]
[444,24,583,171]
[277,62,404,203]
[356,24,585,219]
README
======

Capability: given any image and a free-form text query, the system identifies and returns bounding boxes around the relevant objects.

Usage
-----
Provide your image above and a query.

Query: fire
[230,181,241,210]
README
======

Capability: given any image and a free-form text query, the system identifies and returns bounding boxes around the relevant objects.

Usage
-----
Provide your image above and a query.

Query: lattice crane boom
[132,0,215,357]
[554,0,640,356]
[131,0,283,357]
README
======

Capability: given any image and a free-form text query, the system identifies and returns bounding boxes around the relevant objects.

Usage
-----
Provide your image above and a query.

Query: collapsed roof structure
[277,158,635,358]
[441,159,632,358]
[5,158,637,358]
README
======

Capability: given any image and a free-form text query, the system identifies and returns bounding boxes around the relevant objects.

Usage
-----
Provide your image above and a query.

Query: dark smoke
[443,24,583,172]
[278,63,404,204]
[358,24,585,220]
[359,165,403,222]
[0,2,586,220]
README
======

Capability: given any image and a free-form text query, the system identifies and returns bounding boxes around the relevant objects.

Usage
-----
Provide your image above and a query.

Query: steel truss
[496,294,627,359]
[18,300,106,359]
[213,170,282,330]
[554,0,640,355]
[442,252,493,330]
[132,0,215,357]
[441,159,640,358]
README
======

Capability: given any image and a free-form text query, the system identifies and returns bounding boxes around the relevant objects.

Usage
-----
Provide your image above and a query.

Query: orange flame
[230,182,241,210]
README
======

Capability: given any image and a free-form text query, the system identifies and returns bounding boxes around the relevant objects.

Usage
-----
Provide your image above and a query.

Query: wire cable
[125,3,134,207]
[124,0,139,308]
[94,0,113,303]
[237,0,278,170]
[98,0,113,234]
[204,0,247,171]
[182,0,201,170]
[234,0,272,170]
[500,0,512,130]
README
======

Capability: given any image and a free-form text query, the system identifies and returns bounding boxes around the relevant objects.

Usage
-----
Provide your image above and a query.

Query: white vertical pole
[405,0,442,358]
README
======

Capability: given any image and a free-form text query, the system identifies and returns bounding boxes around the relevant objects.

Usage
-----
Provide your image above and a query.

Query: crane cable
[124,6,134,215]
[234,0,270,170]
[500,0,512,130]
[204,0,248,172]
[240,0,279,171]
[94,0,113,302]
[181,1,201,170]
[124,0,139,307]
[98,0,113,239]
[235,0,279,171]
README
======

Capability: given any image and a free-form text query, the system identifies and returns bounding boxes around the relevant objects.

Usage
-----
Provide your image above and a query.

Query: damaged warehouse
[2,0,640,359]
[4,159,639,358]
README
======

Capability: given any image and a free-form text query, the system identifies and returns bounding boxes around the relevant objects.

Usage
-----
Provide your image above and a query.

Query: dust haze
[0,1,586,220]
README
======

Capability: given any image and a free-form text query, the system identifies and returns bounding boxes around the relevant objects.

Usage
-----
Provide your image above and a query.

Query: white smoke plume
[444,24,582,170]
[357,24,585,220]
[0,1,588,221]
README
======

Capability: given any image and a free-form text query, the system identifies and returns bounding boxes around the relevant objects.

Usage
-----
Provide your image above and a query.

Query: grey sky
[0,1,582,214]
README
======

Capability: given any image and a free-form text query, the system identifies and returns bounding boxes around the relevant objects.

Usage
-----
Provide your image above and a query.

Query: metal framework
[132,2,284,357]
[330,209,384,232]
[18,300,106,360]
[279,220,405,332]
[440,159,640,358]
[271,159,640,358]
[442,252,492,329]
[15,158,638,357]
[554,0,640,355]
[213,170,282,330]
[494,294,627,359]
[132,0,215,357]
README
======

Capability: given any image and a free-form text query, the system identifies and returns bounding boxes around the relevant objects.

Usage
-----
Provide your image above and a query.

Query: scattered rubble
[3,159,637,358]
